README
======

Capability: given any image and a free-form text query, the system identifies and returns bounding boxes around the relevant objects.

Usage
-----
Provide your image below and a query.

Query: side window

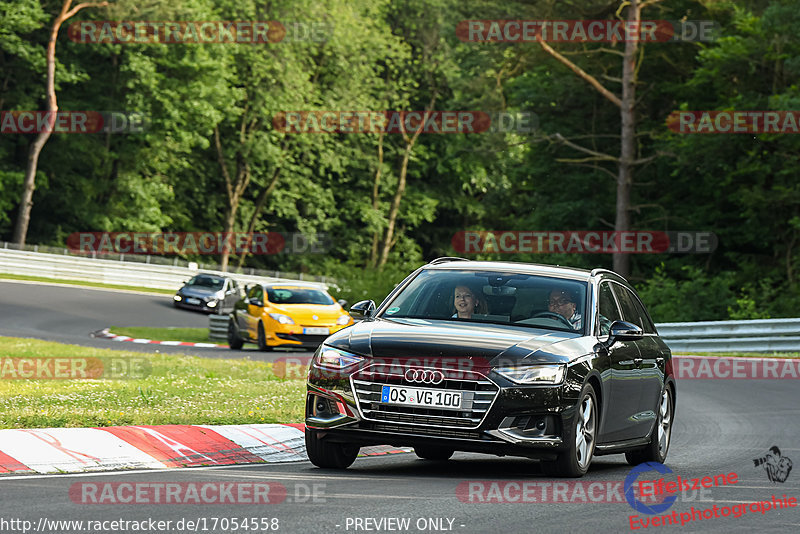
[612,284,651,333]
[597,283,622,336]
[248,285,263,301]
[630,291,656,334]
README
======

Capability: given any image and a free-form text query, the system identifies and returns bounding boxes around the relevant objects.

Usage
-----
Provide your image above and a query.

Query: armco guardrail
[0,247,328,292]
[209,315,229,342]
[212,315,800,352]
[655,318,800,352]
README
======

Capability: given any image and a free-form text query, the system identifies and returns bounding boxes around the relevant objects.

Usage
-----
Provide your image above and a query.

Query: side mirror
[607,320,643,344]
[250,299,263,307]
[350,300,376,319]
[337,299,349,309]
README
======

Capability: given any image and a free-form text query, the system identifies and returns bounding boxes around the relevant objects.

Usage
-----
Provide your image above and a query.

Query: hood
[325,317,594,368]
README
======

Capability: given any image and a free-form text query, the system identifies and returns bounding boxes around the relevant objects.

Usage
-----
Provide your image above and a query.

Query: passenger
[548,288,582,330]
[453,285,487,319]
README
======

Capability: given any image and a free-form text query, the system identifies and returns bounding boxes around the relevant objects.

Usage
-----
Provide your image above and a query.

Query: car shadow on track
[309,454,630,479]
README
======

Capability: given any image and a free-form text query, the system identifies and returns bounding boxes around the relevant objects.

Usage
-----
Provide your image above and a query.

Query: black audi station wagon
[305,259,676,477]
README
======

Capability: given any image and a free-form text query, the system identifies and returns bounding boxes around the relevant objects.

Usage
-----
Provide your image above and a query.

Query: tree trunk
[377,140,414,269]
[377,96,436,269]
[368,131,385,268]
[614,0,641,278]
[12,0,109,246]
[235,167,281,269]
[214,124,251,272]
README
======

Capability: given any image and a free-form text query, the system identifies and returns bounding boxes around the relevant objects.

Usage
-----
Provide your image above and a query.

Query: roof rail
[590,267,628,281]
[428,256,470,265]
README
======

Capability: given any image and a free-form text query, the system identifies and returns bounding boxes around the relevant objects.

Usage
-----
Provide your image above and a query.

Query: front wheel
[305,429,359,469]
[626,386,673,465]
[541,382,597,477]
[256,322,273,351]
[227,317,244,350]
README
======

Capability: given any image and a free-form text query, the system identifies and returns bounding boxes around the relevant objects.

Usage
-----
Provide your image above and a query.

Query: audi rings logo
[404,368,445,384]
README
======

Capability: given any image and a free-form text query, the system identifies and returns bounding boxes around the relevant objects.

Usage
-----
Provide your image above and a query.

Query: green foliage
[2,0,800,322]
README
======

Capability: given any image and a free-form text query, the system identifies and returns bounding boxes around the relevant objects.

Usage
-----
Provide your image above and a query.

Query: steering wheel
[531,311,574,329]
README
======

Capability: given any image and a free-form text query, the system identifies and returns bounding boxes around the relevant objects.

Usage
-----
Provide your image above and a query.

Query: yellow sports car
[227,282,353,350]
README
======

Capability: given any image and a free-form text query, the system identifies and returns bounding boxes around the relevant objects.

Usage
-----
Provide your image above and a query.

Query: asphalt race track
[0,280,313,361]
[0,379,798,532]
[1,280,799,532]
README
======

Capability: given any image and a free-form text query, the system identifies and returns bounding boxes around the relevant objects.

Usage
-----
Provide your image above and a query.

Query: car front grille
[351,364,499,429]
[357,421,492,441]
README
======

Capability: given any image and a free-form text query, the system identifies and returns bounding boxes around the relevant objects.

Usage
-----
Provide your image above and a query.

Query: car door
[240,285,264,339]
[223,279,239,312]
[609,282,655,440]
[596,281,646,443]
[615,285,666,423]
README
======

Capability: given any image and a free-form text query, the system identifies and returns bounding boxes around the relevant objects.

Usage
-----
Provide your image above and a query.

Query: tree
[12,0,109,246]
[535,0,665,277]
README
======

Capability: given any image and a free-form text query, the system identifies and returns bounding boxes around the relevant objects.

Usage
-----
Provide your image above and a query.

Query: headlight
[314,346,364,370]
[268,313,295,325]
[173,295,182,301]
[495,364,566,385]
[207,300,217,307]
[336,315,351,325]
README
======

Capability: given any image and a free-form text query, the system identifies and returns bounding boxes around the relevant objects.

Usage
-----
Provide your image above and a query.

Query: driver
[548,289,582,330]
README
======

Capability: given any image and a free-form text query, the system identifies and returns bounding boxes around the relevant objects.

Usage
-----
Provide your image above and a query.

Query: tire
[227,317,244,350]
[541,382,598,477]
[626,386,674,466]
[305,428,359,469]
[414,445,454,461]
[256,322,273,351]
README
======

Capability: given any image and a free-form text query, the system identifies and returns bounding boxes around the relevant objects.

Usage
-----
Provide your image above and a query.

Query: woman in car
[453,285,487,319]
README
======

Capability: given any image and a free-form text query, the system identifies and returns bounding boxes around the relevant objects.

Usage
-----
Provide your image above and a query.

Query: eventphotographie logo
[753,446,793,483]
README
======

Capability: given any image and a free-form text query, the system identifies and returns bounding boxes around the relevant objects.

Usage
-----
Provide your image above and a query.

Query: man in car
[548,288,582,330]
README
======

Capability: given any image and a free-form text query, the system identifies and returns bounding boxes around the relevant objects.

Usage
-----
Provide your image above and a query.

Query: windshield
[267,287,335,305]
[186,275,225,290]
[381,269,587,333]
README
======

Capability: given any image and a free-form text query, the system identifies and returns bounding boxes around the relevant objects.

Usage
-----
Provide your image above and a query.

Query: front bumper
[173,295,219,313]
[265,323,351,349]
[305,362,580,459]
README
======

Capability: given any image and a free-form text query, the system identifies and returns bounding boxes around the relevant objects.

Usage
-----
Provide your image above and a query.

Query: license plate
[303,327,329,335]
[186,298,201,305]
[380,385,462,409]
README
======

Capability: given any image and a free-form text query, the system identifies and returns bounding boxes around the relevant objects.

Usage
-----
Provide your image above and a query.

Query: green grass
[0,337,305,429]
[674,351,800,359]
[110,326,212,344]
[0,273,175,295]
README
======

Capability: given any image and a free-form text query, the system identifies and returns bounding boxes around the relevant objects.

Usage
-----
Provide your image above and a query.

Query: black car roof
[423,260,595,282]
